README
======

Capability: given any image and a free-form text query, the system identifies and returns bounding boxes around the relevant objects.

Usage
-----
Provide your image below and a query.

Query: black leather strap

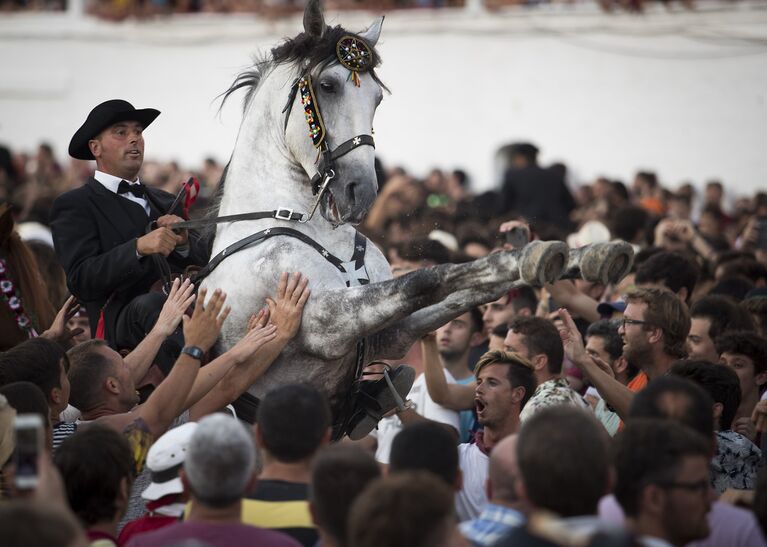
[169,209,304,231]
[196,227,346,283]
[311,134,375,193]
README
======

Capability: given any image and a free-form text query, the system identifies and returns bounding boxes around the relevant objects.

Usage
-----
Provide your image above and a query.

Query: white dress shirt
[94,170,150,215]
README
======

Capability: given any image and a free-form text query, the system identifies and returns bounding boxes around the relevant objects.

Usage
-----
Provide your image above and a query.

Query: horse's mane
[220,25,387,113]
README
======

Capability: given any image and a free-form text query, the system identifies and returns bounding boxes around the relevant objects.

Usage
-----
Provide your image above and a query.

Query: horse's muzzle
[337,178,376,224]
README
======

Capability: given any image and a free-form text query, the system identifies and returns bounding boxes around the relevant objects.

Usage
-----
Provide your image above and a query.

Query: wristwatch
[180,346,204,361]
[396,399,416,415]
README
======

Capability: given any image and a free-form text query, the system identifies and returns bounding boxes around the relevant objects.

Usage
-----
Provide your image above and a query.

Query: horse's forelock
[271,25,383,75]
[221,25,387,115]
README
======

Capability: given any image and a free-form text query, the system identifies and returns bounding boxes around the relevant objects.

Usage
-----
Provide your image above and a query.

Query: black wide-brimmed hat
[68,99,160,160]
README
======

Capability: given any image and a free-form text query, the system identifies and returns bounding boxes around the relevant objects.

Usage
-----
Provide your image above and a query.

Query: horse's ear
[303,0,327,39]
[359,16,384,46]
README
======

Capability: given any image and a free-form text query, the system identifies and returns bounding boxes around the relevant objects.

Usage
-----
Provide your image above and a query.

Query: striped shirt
[52,421,77,452]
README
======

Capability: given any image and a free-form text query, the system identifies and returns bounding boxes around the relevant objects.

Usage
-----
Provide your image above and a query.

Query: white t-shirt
[370,371,460,465]
[455,442,489,522]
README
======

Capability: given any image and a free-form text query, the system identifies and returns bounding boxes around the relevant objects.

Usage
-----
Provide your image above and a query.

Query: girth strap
[311,134,375,194]
[195,226,369,287]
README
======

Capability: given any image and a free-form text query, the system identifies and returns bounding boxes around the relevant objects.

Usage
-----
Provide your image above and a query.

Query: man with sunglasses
[560,287,690,421]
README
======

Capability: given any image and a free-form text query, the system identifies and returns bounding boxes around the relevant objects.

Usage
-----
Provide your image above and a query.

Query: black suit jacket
[50,177,209,342]
[501,165,576,233]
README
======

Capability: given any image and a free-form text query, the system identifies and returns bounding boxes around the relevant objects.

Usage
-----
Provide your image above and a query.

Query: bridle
[282,40,378,222]
[171,35,378,231]
[163,33,379,293]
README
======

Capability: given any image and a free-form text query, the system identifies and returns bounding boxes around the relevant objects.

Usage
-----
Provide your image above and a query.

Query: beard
[661,497,710,545]
[439,347,468,363]
[623,338,653,372]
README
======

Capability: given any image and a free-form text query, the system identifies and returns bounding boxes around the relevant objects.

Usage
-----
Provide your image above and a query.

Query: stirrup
[347,364,415,441]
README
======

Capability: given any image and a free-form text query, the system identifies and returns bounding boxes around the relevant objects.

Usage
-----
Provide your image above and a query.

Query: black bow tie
[117,180,146,198]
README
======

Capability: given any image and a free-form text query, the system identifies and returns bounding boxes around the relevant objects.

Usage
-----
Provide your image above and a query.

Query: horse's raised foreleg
[298,241,568,360]
[368,288,502,360]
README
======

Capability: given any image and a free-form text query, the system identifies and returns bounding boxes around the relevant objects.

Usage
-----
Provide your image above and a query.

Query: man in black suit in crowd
[500,142,575,235]
[50,99,209,374]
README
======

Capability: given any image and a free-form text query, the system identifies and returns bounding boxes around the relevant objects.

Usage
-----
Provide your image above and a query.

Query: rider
[50,99,209,374]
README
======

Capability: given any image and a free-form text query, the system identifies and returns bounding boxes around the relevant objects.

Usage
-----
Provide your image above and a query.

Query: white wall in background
[1,4,766,195]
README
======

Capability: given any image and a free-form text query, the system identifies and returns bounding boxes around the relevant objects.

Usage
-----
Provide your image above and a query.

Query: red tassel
[183,177,200,218]
[95,310,105,340]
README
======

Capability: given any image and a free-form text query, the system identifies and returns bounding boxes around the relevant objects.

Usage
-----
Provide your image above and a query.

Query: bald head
[488,434,520,505]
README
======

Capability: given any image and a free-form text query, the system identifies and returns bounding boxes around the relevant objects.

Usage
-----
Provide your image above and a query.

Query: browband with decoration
[299,76,326,148]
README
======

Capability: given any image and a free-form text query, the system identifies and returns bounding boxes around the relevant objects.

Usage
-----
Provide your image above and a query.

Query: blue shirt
[459,502,525,546]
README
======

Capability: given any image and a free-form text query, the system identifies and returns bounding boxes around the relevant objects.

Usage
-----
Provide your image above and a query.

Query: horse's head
[282,0,385,226]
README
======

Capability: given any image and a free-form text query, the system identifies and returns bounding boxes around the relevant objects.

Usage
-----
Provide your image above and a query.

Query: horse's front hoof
[346,364,416,441]
[579,241,635,285]
[519,241,569,286]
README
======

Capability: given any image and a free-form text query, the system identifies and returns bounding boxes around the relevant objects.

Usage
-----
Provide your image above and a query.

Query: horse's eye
[319,80,335,93]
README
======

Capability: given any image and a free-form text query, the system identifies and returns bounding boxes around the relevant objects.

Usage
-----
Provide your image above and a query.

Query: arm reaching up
[189,272,311,419]
[40,295,83,348]
[546,280,600,324]
[123,277,196,384]
[134,287,229,438]
[558,307,634,420]
[422,332,476,411]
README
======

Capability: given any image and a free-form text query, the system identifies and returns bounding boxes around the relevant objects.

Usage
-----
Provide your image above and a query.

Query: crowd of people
[1,92,767,547]
[0,0,711,19]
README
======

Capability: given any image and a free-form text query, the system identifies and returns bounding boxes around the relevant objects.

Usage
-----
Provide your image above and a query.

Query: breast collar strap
[196,227,369,288]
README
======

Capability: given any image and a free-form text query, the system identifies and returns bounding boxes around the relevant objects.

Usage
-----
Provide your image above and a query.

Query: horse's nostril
[346,181,357,206]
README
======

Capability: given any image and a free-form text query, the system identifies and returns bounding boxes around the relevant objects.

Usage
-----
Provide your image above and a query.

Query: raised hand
[557,308,588,366]
[246,308,270,333]
[266,272,311,340]
[183,287,230,352]
[41,295,84,346]
[228,323,279,364]
[154,278,196,337]
[498,220,531,250]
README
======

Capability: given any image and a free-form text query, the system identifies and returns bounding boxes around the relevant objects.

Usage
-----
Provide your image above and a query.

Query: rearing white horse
[202,0,632,438]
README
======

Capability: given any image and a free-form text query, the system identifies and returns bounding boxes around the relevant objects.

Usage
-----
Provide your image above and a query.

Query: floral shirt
[519,378,589,423]
[711,430,761,494]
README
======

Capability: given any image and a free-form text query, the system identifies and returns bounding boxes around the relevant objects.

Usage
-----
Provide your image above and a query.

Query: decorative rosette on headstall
[299,76,327,149]
[336,35,373,87]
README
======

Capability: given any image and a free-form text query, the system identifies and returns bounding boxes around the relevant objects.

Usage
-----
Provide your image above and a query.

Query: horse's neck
[216,67,354,247]
[220,98,310,215]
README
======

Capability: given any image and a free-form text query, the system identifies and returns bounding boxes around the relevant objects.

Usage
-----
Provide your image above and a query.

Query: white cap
[566,221,611,249]
[141,422,198,501]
